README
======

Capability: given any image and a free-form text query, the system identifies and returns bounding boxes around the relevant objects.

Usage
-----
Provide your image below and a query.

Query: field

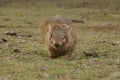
[0,0,120,80]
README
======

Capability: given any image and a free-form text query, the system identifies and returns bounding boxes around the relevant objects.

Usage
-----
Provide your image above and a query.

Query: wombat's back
[45,15,72,26]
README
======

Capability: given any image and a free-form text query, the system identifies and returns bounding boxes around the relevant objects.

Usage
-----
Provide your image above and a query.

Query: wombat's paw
[49,54,57,59]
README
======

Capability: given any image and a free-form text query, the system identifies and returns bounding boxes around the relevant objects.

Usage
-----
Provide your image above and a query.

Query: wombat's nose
[55,44,60,48]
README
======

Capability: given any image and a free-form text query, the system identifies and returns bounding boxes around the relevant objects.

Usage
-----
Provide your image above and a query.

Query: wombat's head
[49,24,70,49]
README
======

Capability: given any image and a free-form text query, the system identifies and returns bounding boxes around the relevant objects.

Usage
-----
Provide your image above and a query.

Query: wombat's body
[43,15,77,58]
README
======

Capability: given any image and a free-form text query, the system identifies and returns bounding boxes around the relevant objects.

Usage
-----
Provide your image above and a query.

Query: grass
[0,0,120,80]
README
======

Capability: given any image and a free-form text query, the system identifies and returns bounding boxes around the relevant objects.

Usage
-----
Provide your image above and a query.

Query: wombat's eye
[62,37,65,41]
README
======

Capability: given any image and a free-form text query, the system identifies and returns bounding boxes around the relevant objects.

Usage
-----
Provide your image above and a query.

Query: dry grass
[0,0,120,80]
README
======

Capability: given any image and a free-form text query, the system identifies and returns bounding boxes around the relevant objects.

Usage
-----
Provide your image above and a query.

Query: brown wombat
[43,15,77,58]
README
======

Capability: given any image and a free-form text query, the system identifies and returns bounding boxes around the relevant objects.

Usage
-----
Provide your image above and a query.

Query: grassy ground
[0,0,120,80]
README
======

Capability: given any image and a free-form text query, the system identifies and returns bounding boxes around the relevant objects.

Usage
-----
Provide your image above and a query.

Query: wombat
[43,15,77,58]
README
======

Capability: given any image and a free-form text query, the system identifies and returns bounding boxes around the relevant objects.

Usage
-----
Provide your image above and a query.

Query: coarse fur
[43,15,77,58]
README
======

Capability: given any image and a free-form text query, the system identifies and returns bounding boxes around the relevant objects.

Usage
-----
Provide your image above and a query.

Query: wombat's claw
[49,54,57,59]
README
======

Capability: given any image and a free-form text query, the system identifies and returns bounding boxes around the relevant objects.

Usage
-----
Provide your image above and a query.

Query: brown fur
[43,15,77,58]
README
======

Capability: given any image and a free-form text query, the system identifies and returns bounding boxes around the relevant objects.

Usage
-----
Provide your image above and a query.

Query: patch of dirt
[0,38,7,43]
[4,31,32,37]
[97,40,120,47]
[13,49,21,53]
[87,24,120,33]
[4,31,17,36]
[0,25,7,27]
[83,51,99,57]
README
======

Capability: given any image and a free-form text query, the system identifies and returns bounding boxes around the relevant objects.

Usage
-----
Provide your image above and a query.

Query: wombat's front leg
[48,48,57,59]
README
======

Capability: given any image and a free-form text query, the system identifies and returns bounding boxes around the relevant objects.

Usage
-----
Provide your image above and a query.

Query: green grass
[0,0,120,80]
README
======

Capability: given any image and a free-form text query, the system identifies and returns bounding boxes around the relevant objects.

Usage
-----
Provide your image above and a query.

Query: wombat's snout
[54,44,61,48]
